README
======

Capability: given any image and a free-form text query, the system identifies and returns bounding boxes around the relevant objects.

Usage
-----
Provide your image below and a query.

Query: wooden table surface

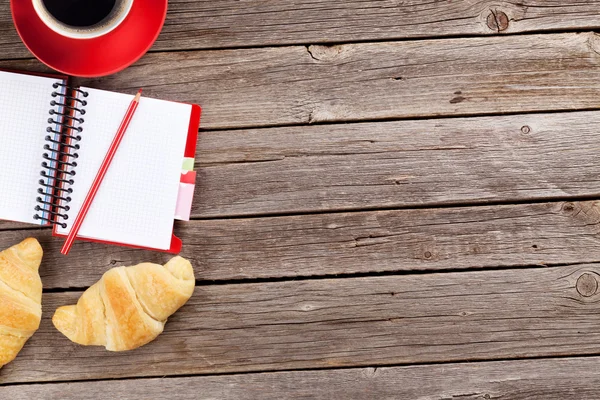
[2,1,600,398]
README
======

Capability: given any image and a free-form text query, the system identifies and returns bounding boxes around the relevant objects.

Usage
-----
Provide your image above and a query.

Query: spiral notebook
[0,70,201,253]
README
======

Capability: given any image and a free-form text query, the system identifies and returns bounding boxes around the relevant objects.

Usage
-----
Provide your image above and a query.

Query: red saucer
[11,0,168,77]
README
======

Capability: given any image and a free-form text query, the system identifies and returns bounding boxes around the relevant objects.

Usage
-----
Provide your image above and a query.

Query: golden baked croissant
[52,256,195,351]
[0,238,43,368]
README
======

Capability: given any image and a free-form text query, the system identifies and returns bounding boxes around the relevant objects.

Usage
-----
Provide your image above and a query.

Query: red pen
[61,89,143,255]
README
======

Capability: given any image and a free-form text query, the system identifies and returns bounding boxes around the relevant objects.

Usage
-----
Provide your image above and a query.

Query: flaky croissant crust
[0,238,43,368]
[53,256,195,351]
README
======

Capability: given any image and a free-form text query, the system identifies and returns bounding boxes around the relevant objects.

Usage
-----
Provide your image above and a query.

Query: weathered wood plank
[4,98,600,223]
[2,106,600,225]
[4,357,600,400]
[7,108,600,220]
[81,32,600,129]
[3,1,600,60]
[3,201,599,289]
[2,264,600,383]
[156,0,600,50]
[3,107,600,237]
[2,33,600,130]
[193,110,600,217]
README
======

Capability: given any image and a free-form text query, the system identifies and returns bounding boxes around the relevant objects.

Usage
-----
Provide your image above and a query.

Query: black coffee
[42,0,117,27]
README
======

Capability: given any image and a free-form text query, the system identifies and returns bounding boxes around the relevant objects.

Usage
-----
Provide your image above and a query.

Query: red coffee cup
[11,0,168,77]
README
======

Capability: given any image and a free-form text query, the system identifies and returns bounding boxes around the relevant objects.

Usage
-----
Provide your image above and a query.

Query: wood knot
[487,10,509,32]
[424,251,433,259]
[562,203,575,213]
[521,125,531,134]
[306,45,346,61]
[576,273,598,297]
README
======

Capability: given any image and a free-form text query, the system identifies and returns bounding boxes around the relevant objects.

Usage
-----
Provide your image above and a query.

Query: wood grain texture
[3,201,600,288]
[2,1,600,60]
[193,110,600,217]
[6,106,600,219]
[80,32,600,129]
[2,264,600,384]
[3,33,599,130]
[0,3,22,60]
[156,0,600,50]
[0,106,599,224]
[2,108,600,227]
[4,357,600,400]
[2,0,600,390]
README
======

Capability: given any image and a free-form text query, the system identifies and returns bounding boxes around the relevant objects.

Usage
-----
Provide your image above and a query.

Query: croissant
[52,256,195,351]
[0,238,43,368]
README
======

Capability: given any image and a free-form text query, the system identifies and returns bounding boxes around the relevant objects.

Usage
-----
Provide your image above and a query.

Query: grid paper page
[56,88,192,250]
[0,71,65,225]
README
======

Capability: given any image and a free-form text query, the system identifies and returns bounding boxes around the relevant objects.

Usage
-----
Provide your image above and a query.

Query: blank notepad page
[56,88,192,250]
[0,71,64,225]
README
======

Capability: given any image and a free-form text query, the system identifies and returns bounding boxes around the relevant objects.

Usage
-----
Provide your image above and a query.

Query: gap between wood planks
[39,260,600,294]
[6,356,600,399]
[196,106,600,133]
[3,352,600,389]
[2,29,599,64]
[2,193,599,230]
